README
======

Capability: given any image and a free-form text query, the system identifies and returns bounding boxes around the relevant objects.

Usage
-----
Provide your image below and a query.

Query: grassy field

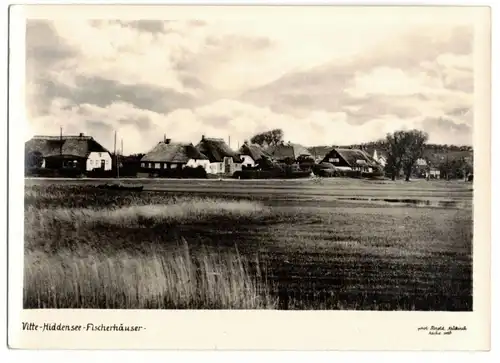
[23,179,473,310]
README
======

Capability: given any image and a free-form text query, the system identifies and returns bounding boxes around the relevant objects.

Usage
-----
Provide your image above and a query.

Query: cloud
[25,15,475,151]
[33,75,199,115]
[345,67,443,97]
[27,98,169,154]
[184,100,472,147]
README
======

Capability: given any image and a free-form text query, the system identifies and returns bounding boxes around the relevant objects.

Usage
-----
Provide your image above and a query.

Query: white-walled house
[24,134,112,173]
[186,158,211,171]
[86,151,113,171]
[372,150,387,168]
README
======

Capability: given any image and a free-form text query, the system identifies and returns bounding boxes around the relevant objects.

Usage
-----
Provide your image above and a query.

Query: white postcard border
[7,3,492,351]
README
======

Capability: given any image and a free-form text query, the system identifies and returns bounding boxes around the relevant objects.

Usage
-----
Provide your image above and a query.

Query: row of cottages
[25,134,112,173]
[140,135,242,175]
[322,148,380,172]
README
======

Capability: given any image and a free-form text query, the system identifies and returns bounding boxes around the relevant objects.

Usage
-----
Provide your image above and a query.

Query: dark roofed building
[25,133,112,173]
[141,138,209,172]
[265,142,312,163]
[322,148,381,172]
[238,142,271,167]
[196,135,242,175]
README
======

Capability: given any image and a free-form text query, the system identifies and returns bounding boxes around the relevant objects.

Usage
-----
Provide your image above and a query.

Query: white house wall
[186,159,211,173]
[86,151,112,171]
[240,155,256,167]
[208,162,224,174]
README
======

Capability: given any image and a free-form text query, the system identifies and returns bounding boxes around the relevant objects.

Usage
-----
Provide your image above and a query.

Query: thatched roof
[141,141,208,163]
[25,135,109,158]
[238,142,271,161]
[265,143,312,161]
[334,148,379,167]
[196,137,241,163]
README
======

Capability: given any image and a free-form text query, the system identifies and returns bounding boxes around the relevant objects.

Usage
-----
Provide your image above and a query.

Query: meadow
[23,179,473,310]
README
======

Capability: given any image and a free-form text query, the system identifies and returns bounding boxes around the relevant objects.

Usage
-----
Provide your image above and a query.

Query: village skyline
[26,8,474,154]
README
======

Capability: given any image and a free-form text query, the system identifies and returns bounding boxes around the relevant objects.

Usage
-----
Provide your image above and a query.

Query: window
[155,163,161,169]
[90,160,93,165]
[105,160,109,165]
[141,162,145,168]
[171,164,177,169]
[329,158,339,163]
[63,160,77,168]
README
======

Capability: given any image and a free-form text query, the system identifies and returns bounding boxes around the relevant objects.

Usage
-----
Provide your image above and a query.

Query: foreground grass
[24,186,279,309]
[25,241,276,309]
[24,184,473,310]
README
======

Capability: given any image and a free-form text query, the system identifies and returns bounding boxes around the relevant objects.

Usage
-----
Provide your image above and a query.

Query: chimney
[163,134,166,143]
[165,138,171,144]
[79,132,84,137]
[201,135,205,140]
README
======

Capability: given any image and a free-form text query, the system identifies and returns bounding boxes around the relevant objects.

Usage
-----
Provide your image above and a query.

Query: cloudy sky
[25,7,476,154]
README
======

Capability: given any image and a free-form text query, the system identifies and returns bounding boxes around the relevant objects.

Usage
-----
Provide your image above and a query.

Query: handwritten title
[22,322,145,332]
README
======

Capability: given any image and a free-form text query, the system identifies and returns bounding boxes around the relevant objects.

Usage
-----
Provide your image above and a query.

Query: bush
[25,168,85,178]
[317,169,337,177]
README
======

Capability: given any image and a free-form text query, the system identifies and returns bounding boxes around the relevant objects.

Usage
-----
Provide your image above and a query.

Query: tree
[270,129,284,146]
[250,129,284,147]
[401,130,428,181]
[385,129,428,181]
[250,133,266,147]
[385,130,406,180]
[438,156,473,180]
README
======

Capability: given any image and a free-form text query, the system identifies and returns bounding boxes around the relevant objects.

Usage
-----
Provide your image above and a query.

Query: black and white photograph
[7,3,491,351]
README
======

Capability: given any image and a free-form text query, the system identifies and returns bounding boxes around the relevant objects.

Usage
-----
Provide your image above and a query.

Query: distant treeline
[308,142,473,159]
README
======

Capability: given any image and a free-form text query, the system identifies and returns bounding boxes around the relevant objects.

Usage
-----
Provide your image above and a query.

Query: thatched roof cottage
[238,141,272,167]
[141,137,209,172]
[265,142,312,163]
[322,148,381,172]
[25,134,112,172]
[196,135,242,175]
